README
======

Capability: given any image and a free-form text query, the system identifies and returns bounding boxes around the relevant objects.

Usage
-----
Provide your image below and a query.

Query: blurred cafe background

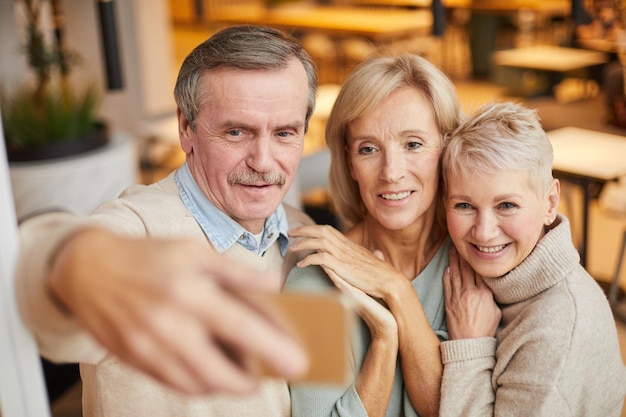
[0,1,625,416]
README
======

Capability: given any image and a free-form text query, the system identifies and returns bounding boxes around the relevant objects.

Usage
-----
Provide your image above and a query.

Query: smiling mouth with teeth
[475,244,507,253]
[381,191,412,201]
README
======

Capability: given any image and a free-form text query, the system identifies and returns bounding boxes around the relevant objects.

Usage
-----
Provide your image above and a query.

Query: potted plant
[1,0,108,162]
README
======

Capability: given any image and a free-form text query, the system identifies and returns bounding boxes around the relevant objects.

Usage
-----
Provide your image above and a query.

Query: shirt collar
[174,162,290,255]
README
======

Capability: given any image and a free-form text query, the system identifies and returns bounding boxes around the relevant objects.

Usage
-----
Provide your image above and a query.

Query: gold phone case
[252,291,355,386]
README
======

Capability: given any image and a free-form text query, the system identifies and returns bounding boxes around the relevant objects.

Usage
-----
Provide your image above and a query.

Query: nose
[247,135,274,173]
[379,149,405,183]
[472,211,499,242]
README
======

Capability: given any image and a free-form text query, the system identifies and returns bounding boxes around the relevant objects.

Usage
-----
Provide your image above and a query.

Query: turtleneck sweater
[440,214,626,417]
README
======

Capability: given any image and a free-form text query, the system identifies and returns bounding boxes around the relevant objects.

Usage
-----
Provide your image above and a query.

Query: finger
[447,246,463,293]
[289,227,349,255]
[287,225,314,238]
[291,226,373,264]
[290,237,336,255]
[80,278,258,397]
[297,247,374,274]
[443,265,453,304]
[195,284,309,381]
[474,274,489,291]
[326,269,352,293]
[288,224,341,239]
[372,249,385,261]
[327,270,397,337]
[295,250,337,269]
[459,255,478,288]
[326,270,370,315]
[124,275,308,391]
[122,305,261,395]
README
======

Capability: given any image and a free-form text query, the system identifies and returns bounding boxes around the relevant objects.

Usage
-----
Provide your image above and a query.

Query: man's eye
[227,129,244,137]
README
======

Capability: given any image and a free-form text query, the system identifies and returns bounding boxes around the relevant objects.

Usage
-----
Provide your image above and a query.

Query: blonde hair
[442,101,554,197]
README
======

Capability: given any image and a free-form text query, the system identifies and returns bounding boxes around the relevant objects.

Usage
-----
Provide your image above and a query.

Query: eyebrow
[348,128,435,143]
[220,120,305,133]
[447,193,524,201]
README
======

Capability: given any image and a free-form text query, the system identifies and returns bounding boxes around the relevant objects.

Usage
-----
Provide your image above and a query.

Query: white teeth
[381,191,411,201]
[476,244,506,253]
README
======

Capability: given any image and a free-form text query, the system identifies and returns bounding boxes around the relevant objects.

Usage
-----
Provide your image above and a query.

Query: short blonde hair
[326,53,464,227]
[442,101,554,198]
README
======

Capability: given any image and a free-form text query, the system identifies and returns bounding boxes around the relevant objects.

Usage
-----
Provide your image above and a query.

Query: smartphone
[250,291,356,386]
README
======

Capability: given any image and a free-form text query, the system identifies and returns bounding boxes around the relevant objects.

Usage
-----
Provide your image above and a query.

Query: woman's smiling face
[445,168,559,278]
[346,87,443,231]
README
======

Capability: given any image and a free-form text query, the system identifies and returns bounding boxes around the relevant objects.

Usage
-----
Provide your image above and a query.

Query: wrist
[382,275,412,311]
[47,227,109,313]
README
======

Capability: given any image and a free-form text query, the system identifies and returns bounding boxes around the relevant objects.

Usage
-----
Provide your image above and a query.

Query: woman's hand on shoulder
[288,225,399,299]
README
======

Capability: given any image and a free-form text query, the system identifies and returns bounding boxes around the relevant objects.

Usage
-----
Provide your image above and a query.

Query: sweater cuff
[337,384,368,415]
[16,212,106,364]
[440,337,496,364]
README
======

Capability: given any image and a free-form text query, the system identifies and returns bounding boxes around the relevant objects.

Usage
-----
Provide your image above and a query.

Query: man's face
[179,59,309,233]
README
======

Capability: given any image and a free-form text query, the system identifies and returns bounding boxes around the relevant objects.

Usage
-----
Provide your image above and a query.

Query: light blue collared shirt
[174,163,290,256]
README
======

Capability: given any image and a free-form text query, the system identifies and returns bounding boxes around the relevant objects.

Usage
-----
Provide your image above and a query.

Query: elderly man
[16,25,317,417]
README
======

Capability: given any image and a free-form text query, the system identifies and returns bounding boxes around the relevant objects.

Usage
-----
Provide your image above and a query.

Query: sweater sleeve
[290,382,368,417]
[15,185,169,365]
[440,329,574,416]
[16,211,108,364]
[439,337,497,417]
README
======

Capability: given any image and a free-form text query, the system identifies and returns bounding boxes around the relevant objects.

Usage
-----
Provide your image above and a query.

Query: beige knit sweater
[16,171,313,417]
[440,215,626,416]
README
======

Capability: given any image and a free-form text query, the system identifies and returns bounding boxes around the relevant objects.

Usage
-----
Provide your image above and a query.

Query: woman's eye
[407,141,423,150]
[454,202,472,210]
[500,202,518,210]
[358,146,376,155]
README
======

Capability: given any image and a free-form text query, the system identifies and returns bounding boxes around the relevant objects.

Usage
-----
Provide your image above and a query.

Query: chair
[599,177,626,323]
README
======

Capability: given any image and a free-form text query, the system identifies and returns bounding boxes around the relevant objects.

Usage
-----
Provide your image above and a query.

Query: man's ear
[178,108,193,154]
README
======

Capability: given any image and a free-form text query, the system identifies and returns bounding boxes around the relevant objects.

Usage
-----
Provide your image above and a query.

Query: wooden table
[349,0,431,8]
[577,38,617,53]
[443,0,570,16]
[211,4,432,43]
[492,46,609,96]
[547,126,626,268]
[493,45,608,73]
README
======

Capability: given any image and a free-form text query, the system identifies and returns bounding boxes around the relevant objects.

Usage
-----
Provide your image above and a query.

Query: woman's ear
[545,178,561,225]
[178,108,193,155]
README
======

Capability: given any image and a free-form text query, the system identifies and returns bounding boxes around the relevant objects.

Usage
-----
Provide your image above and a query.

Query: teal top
[285,237,451,417]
